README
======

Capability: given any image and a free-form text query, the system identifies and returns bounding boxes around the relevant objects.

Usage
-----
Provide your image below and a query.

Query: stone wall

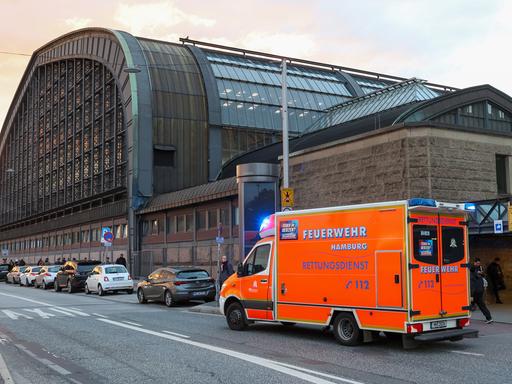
[289,126,512,209]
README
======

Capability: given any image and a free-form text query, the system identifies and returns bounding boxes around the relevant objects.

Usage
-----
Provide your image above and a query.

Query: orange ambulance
[219,199,478,348]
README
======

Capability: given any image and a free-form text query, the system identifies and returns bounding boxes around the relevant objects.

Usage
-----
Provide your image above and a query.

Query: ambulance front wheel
[226,302,248,331]
[332,313,363,346]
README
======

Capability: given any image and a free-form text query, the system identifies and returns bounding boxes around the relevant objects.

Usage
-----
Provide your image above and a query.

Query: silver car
[34,265,61,289]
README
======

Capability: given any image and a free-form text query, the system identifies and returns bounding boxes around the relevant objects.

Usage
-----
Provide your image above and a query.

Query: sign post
[215,223,224,300]
[101,227,113,263]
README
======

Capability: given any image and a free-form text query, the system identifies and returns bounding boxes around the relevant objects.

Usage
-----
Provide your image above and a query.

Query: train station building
[1,28,511,299]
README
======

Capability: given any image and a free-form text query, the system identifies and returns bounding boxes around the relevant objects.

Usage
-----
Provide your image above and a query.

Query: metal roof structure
[304,78,440,133]
[139,177,237,214]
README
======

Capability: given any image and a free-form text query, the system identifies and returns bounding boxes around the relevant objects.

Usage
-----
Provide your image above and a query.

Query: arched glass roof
[204,51,354,134]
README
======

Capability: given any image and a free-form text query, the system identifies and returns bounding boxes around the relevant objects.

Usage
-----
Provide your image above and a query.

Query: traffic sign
[216,236,224,245]
[101,226,113,247]
[1,249,8,257]
[494,220,503,234]
[281,187,294,209]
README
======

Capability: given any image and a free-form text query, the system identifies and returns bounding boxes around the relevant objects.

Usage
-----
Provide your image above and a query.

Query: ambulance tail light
[458,318,470,328]
[407,323,423,333]
[259,214,275,238]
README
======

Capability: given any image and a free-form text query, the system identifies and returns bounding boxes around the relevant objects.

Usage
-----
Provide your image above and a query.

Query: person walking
[19,258,26,266]
[471,258,493,324]
[37,258,44,266]
[487,257,505,304]
[218,255,234,289]
[115,253,127,267]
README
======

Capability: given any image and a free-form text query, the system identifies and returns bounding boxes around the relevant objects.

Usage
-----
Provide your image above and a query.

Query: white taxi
[85,264,134,296]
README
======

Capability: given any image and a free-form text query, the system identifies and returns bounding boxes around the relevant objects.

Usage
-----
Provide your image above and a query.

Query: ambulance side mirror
[237,262,245,277]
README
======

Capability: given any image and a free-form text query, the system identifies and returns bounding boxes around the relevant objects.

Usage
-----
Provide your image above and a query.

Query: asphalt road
[0,282,510,384]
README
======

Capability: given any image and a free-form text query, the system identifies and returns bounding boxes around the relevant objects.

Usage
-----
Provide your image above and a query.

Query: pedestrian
[471,258,493,324]
[218,255,234,289]
[19,258,26,266]
[56,257,61,264]
[115,253,127,267]
[37,258,44,266]
[44,257,49,264]
[106,256,110,264]
[62,257,67,264]
[487,257,505,304]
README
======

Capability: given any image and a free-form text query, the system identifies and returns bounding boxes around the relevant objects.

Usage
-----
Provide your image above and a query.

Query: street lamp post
[281,59,289,189]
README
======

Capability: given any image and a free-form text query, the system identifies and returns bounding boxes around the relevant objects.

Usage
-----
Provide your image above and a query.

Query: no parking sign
[101,226,114,247]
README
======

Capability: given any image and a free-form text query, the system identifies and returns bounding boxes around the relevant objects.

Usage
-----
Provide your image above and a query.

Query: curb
[188,304,222,316]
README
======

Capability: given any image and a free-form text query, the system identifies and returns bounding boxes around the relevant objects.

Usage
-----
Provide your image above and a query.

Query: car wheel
[226,302,248,331]
[34,280,38,288]
[127,289,134,294]
[67,280,74,294]
[54,279,61,292]
[137,288,147,304]
[332,313,363,346]
[98,284,105,296]
[164,290,174,307]
[84,284,90,294]
[42,281,47,290]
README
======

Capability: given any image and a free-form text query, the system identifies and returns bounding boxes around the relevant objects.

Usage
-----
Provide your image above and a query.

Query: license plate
[113,277,124,281]
[192,291,207,296]
[431,320,447,329]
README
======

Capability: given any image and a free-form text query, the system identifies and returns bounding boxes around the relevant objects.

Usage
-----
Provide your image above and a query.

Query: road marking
[97,319,364,384]
[449,350,484,357]
[24,308,56,319]
[92,313,108,318]
[16,344,72,376]
[162,330,190,339]
[48,308,76,317]
[53,307,89,317]
[2,310,33,320]
[0,353,14,384]
[0,291,52,306]
[122,321,142,327]
[274,361,365,384]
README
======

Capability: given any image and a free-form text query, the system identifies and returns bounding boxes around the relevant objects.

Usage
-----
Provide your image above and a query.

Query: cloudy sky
[0,0,510,129]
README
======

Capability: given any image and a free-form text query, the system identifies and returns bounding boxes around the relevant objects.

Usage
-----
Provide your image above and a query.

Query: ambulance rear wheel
[333,313,363,346]
[226,302,248,331]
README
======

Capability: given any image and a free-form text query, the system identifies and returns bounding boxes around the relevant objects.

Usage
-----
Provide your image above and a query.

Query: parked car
[0,264,10,282]
[137,267,216,306]
[54,260,101,293]
[7,266,27,284]
[85,264,134,296]
[34,265,61,289]
[20,266,42,286]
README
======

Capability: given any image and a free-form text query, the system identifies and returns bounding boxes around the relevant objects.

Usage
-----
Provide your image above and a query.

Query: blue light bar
[464,203,476,211]
[408,198,437,207]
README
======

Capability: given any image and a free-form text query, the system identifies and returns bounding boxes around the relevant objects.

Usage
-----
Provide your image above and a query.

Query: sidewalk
[187,301,221,315]
[471,303,512,324]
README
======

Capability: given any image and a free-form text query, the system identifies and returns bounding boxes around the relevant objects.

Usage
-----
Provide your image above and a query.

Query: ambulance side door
[240,242,273,320]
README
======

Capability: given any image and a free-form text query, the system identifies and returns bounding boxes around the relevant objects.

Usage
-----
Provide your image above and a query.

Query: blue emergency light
[464,203,476,211]
[408,198,437,207]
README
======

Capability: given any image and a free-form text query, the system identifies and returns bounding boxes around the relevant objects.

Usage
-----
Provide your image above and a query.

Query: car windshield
[176,270,209,279]
[0,265,9,271]
[48,266,60,272]
[19,267,27,272]
[105,266,127,274]
[77,265,95,273]
[32,267,41,273]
